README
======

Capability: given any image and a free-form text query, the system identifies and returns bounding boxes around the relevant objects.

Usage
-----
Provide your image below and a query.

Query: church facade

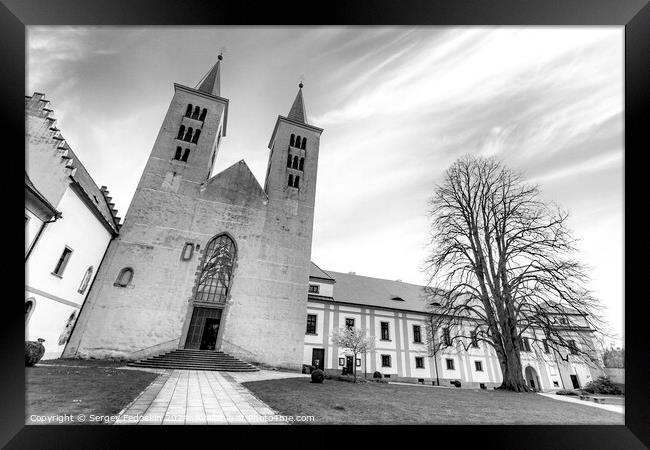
[64,57,323,370]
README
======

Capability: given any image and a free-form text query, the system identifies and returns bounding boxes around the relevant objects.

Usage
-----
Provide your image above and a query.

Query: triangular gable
[202,160,268,207]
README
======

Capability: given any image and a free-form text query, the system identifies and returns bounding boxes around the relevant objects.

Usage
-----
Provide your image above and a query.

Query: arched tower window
[192,106,201,120]
[295,135,301,147]
[114,268,134,287]
[184,127,193,141]
[182,148,190,162]
[78,266,94,294]
[290,134,295,147]
[287,153,292,168]
[200,108,207,121]
[301,137,307,149]
[299,157,304,171]
[174,146,182,160]
[185,104,193,117]
[292,156,299,169]
[192,129,201,144]
[177,125,185,140]
[288,174,294,187]
[194,234,237,303]
[294,175,300,188]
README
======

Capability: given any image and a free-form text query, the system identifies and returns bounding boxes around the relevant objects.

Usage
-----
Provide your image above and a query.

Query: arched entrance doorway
[183,234,237,350]
[525,366,541,391]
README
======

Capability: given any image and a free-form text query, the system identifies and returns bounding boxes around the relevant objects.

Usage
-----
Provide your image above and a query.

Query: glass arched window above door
[194,234,237,304]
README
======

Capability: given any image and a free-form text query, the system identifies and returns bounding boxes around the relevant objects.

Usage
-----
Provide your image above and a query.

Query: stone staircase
[127,349,259,372]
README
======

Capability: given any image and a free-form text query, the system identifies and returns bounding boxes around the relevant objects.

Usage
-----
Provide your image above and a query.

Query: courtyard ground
[242,377,625,425]
[26,359,159,425]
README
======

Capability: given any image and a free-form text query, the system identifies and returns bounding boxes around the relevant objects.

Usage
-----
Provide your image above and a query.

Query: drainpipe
[25,213,62,262]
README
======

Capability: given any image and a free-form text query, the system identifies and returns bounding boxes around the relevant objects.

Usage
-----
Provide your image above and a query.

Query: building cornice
[268,115,324,150]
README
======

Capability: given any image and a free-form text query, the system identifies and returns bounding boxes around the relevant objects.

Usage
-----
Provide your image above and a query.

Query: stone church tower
[65,56,324,370]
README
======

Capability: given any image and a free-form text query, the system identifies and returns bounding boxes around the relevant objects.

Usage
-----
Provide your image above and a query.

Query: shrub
[311,369,325,383]
[556,389,580,396]
[451,380,461,388]
[373,371,383,379]
[25,339,46,367]
[583,376,623,395]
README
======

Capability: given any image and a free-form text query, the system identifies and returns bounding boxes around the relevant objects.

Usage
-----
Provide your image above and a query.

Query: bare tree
[425,155,604,392]
[331,327,375,383]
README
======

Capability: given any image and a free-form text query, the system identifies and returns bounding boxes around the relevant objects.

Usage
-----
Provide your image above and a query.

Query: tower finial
[196,50,223,97]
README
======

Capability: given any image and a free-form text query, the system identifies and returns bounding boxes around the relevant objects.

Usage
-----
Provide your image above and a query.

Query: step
[128,363,258,372]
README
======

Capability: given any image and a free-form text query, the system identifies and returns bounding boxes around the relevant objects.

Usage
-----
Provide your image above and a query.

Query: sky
[26,26,624,346]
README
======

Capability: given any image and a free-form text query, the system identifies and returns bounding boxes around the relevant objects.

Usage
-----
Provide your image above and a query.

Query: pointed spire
[287,82,307,124]
[197,53,222,97]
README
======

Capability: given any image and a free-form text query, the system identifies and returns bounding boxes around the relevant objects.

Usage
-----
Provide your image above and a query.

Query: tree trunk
[497,342,531,392]
[353,353,357,383]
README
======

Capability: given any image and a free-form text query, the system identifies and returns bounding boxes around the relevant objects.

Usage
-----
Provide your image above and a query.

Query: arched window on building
[25,299,35,325]
[184,127,193,141]
[292,156,299,169]
[290,134,295,147]
[287,153,292,168]
[192,106,201,120]
[182,148,190,162]
[301,137,307,149]
[174,146,182,160]
[192,129,201,144]
[58,310,77,346]
[200,108,207,121]
[78,266,94,294]
[295,135,301,147]
[294,175,300,188]
[114,267,134,287]
[185,104,193,117]
[299,157,304,171]
[288,174,294,187]
[194,234,237,303]
[177,125,185,140]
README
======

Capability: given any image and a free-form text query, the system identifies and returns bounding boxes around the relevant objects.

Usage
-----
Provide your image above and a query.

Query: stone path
[538,392,624,415]
[115,369,308,425]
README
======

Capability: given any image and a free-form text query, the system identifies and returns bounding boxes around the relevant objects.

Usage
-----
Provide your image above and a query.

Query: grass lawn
[243,377,624,425]
[26,359,159,425]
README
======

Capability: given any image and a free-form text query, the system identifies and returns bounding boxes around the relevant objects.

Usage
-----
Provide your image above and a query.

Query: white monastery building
[25,93,121,359]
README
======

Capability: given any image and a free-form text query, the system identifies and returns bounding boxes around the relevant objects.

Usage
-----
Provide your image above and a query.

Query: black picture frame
[4,0,648,448]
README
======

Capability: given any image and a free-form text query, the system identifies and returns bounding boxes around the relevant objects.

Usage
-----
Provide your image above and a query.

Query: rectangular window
[442,327,451,346]
[568,339,578,355]
[306,314,317,334]
[471,331,479,348]
[522,337,531,352]
[345,318,355,329]
[53,247,73,277]
[543,339,550,353]
[308,284,319,294]
[553,381,559,387]
[380,322,390,340]
[475,361,483,372]
[415,357,424,369]
[445,358,455,370]
[413,325,422,343]
[381,355,391,367]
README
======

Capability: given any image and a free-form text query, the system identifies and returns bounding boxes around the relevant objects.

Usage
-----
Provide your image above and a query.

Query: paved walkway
[538,392,624,414]
[115,369,308,425]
